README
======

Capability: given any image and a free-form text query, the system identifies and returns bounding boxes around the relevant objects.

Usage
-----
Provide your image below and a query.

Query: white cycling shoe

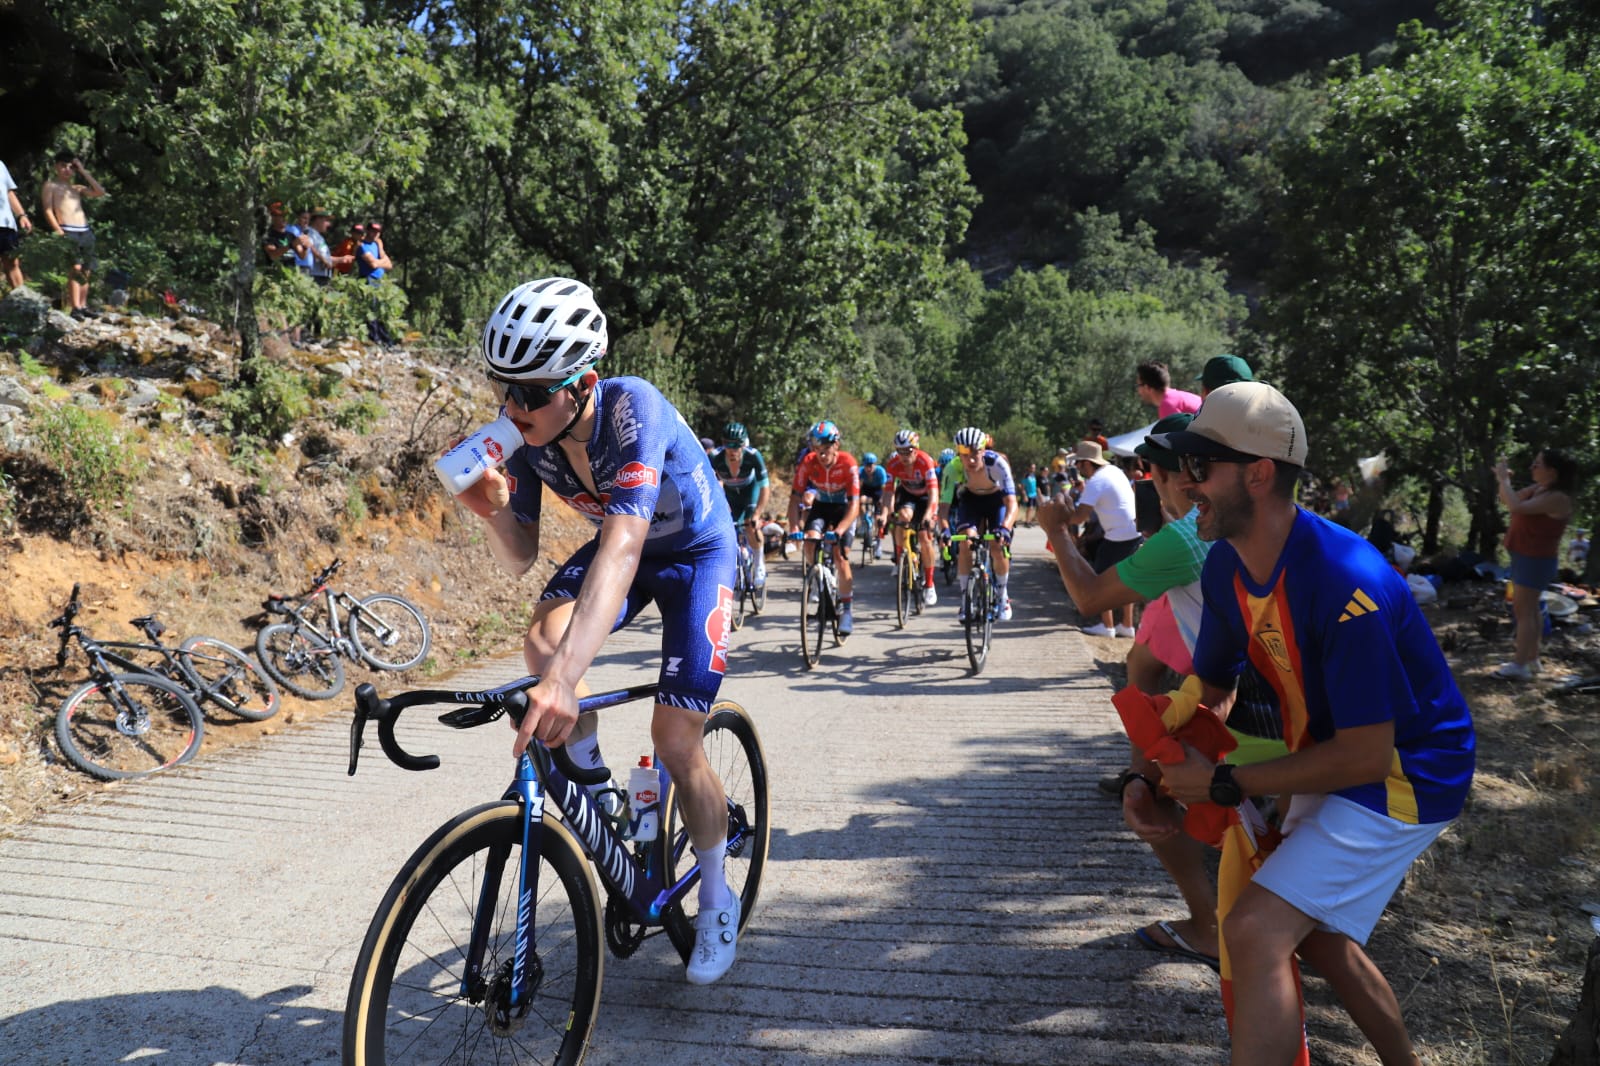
[685,894,741,985]
[923,586,937,607]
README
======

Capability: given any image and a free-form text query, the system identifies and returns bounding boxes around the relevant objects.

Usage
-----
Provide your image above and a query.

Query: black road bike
[255,558,431,700]
[50,583,280,780]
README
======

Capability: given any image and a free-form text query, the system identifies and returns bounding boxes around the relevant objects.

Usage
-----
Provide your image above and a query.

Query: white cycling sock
[566,730,607,788]
[696,838,732,909]
[997,575,1009,598]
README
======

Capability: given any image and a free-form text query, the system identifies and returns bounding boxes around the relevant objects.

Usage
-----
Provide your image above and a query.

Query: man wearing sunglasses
[1149,382,1474,1065]
[883,429,941,603]
[452,277,744,985]
[937,427,1017,622]
[788,420,862,636]
[710,421,770,587]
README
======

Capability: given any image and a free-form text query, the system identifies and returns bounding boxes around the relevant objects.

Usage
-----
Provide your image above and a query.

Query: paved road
[0,526,1227,1065]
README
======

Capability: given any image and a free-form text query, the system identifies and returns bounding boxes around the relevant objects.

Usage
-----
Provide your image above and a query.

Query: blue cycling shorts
[540,535,737,713]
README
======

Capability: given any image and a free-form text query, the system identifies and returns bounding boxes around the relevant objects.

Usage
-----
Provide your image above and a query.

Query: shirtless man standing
[41,152,106,318]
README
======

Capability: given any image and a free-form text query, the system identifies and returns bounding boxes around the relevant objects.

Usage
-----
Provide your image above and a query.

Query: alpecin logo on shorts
[613,461,659,490]
[706,585,733,675]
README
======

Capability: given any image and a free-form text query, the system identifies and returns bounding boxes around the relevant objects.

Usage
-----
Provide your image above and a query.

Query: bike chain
[604,892,650,958]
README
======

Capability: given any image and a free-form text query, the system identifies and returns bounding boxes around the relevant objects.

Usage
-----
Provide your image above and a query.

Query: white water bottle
[628,755,660,842]
[433,413,523,494]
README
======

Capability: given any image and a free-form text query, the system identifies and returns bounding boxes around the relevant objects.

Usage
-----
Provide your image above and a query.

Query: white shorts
[1251,793,1449,945]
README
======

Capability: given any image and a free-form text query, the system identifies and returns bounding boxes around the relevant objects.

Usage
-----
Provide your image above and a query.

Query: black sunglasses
[488,372,579,411]
[1179,453,1259,484]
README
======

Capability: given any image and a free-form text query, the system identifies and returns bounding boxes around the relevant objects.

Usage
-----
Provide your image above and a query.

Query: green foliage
[17,352,51,379]
[213,361,315,444]
[333,395,386,435]
[1263,4,1600,552]
[31,404,146,512]
[829,390,905,463]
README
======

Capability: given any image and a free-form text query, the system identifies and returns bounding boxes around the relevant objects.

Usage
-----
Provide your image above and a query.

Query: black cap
[1135,413,1195,472]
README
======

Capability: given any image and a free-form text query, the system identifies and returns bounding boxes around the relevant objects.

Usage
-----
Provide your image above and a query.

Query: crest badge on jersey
[705,585,733,675]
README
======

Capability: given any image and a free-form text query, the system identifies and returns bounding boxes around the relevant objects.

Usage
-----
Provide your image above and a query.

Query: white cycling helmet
[893,429,919,449]
[954,426,989,452]
[482,277,607,382]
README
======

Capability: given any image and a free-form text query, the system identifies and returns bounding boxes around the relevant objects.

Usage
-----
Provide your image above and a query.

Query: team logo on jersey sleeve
[505,473,518,493]
[705,585,733,674]
[614,461,659,490]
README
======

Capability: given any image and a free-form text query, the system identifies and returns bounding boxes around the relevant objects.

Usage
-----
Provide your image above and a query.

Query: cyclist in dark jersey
[711,421,771,586]
[448,277,742,985]
[858,451,890,558]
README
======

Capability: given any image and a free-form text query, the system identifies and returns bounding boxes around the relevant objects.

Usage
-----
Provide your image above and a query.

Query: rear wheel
[55,673,205,780]
[257,623,346,700]
[349,594,431,671]
[732,554,748,632]
[178,636,281,721]
[343,803,602,1066]
[662,702,772,960]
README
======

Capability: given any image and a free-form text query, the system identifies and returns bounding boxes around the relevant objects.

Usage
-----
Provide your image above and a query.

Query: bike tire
[661,701,772,962]
[348,594,432,672]
[178,636,281,721]
[895,545,911,630]
[859,517,873,567]
[799,565,821,669]
[55,673,205,780]
[750,563,766,614]
[966,569,991,675]
[256,623,347,700]
[343,803,602,1066]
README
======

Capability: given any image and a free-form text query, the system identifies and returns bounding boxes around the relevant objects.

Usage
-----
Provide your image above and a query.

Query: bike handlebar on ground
[265,558,345,612]
[348,677,660,785]
[51,583,83,668]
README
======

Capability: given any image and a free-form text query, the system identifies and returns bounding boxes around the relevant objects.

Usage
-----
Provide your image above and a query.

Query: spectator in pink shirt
[1136,361,1202,418]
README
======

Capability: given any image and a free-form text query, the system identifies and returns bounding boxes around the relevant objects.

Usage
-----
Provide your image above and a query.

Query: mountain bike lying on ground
[342,676,770,1065]
[50,582,280,780]
[255,557,431,700]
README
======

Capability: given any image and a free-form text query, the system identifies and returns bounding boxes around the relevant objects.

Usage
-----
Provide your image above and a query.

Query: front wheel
[965,569,992,675]
[895,544,912,630]
[55,673,205,780]
[178,636,281,721]
[343,803,602,1066]
[799,564,823,669]
[348,594,431,671]
[257,623,346,699]
[662,701,772,960]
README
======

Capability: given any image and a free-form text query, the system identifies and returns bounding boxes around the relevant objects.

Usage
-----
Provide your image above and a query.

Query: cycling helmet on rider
[939,447,956,464]
[862,452,879,465]
[809,420,841,445]
[953,426,990,454]
[893,429,919,449]
[482,278,607,384]
[724,421,749,447]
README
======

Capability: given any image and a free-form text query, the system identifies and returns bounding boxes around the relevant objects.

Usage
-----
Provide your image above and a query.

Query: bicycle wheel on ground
[662,701,772,961]
[799,565,823,669]
[55,673,205,780]
[348,594,431,671]
[965,569,992,674]
[732,569,748,632]
[256,623,346,700]
[859,517,874,567]
[178,636,281,721]
[895,545,912,629]
[343,803,602,1066]
[750,565,766,615]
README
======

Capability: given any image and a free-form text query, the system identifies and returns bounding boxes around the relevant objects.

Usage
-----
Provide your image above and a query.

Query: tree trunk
[1424,481,1444,555]
[1550,935,1600,1065]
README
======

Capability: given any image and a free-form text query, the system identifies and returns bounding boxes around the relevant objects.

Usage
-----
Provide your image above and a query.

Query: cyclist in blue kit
[711,421,771,586]
[449,277,742,985]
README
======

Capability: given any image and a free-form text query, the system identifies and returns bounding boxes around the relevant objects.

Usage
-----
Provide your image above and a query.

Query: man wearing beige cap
[1151,382,1474,1066]
[1056,439,1141,637]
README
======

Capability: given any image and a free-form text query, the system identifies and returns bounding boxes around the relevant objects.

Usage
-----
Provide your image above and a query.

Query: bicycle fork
[463,754,547,1023]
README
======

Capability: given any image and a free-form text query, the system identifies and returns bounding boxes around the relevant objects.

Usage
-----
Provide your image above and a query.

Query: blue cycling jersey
[504,377,731,555]
[861,464,889,492]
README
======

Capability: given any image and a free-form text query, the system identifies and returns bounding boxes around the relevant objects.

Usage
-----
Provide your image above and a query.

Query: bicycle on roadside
[950,531,1005,674]
[49,582,281,780]
[342,676,770,1066]
[255,558,431,700]
[731,521,766,630]
[889,517,928,630]
[794,530,843,668]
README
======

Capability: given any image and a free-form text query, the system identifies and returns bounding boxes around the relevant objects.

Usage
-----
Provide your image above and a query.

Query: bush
[213,361,315,443]
[30,404,146,512]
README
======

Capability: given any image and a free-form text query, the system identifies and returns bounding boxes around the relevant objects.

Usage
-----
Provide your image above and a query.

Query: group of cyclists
[703,418,1021,637]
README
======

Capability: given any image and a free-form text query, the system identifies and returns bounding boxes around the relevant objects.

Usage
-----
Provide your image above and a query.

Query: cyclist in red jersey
[883,428,941,606]
[788,420,862,636]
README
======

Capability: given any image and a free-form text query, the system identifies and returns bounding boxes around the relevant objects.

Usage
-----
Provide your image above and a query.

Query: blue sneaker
[837,605,854,637]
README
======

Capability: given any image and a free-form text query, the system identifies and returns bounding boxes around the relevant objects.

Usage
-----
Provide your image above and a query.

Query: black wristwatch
[1209,763,1243,807]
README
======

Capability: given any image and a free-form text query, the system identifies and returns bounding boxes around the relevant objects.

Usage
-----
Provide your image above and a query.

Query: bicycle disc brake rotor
[487,956,539,1036]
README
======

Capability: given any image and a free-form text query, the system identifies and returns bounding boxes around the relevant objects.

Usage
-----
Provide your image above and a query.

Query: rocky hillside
[0,287,593,828]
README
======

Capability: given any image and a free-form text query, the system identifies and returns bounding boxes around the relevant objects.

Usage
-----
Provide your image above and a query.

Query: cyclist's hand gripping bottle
[434,413,524,494]
[628,755,660,842]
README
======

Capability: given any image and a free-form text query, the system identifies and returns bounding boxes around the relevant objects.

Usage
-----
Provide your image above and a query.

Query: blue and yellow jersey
[1192,508,1474,824]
